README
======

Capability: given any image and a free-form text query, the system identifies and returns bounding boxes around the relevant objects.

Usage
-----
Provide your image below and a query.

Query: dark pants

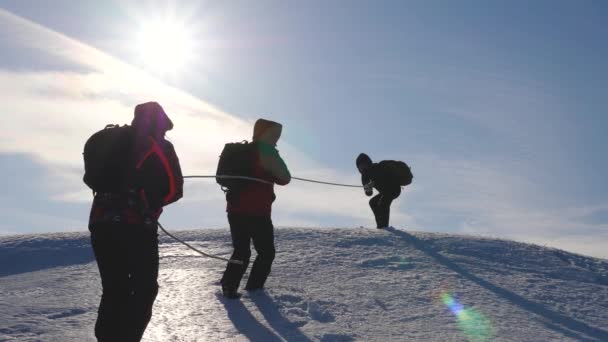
[90,223,159,342]
[221,214,276,291]
[370,188,401,228]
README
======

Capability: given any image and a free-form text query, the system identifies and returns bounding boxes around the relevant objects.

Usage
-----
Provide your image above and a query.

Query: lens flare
[440,292,494,342]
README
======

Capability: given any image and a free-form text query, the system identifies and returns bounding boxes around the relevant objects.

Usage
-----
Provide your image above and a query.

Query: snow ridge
[1,227,607,341]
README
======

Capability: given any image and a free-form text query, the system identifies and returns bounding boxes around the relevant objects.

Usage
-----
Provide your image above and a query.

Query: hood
[252,118,282,145]
[132,101,174,135]
[356,153,372,167]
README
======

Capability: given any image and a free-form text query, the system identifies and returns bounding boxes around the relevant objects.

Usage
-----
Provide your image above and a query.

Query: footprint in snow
[47,308,87,320]
[358,256,415,270]
[274,294,336,323]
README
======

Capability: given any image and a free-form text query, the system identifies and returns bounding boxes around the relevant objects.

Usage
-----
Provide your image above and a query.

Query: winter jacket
[89,136,183,226]
[226,119,291,216]
[89,102,183,227]
[360,161,402,195]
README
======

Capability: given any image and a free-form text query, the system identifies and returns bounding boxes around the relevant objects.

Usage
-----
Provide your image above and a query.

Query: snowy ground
[1,227,607,341]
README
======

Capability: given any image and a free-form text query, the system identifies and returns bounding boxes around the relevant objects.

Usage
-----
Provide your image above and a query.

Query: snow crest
[1,227,607,341]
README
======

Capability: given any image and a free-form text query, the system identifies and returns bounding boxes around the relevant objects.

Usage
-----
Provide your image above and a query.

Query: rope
[184,174,362,188]
[157,221,243,265]
[292,176,361,188]
[160,174,360,262]
[184,175,273,185]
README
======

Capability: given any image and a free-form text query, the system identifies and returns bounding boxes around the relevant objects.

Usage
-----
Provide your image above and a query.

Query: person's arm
[272,150,291,185]
[361,171,374,196]
[162,140,183,205]
[259,143,291,185]
[133,138,183,211]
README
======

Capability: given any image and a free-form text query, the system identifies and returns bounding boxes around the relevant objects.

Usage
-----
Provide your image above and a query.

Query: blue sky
[0,0,607,258]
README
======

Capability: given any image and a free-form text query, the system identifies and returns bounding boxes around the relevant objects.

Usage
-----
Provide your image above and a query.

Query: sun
[136,19,195,75]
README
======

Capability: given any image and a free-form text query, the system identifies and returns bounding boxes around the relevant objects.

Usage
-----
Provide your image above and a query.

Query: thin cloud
[0,9,379,230]
[408,154,608,258]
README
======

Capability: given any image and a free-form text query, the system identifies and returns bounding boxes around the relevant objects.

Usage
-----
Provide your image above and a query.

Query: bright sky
[0,0,607,258]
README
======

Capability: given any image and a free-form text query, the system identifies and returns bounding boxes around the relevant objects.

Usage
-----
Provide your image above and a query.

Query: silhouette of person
[88,102,183,341]
[221,118,291,298]
[356,153,403,229]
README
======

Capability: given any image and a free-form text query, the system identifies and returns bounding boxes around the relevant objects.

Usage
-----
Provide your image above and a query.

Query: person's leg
[91,224,130,342]
[245,216,275,290]
[369,194,382,228]
[221,214,252,295]
[125,225,159,341]
[375,189,401,228]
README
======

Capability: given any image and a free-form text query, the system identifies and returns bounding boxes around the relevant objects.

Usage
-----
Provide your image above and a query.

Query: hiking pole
[157,221,243,265]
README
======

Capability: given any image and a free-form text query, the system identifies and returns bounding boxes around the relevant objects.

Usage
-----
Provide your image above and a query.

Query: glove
[364,181,374,196]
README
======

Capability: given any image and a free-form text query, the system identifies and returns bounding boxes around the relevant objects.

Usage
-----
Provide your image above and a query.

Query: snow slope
[1,227,607,341]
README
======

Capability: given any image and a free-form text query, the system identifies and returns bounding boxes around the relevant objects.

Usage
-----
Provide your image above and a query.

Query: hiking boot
[222,285,241,299]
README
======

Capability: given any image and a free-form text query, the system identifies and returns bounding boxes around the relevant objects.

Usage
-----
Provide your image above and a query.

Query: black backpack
[83,124,134,193]
[380,160,413,186]
[215,141,256,192]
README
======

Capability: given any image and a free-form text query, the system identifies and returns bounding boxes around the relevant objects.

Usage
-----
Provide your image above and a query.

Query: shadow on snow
[219,291,311,342]
[385,227,608,342]
[0,233,94,277]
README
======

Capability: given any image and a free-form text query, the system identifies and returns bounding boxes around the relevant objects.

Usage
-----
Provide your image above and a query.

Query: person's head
[356,153,372,173]
[252,118,282,146]
[132,101,173,138]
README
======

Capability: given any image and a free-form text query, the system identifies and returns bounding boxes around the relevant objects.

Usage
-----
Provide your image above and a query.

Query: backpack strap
[135,136,178,204]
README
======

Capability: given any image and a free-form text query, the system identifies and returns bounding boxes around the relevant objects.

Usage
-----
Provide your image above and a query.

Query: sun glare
[136,19,195,75]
